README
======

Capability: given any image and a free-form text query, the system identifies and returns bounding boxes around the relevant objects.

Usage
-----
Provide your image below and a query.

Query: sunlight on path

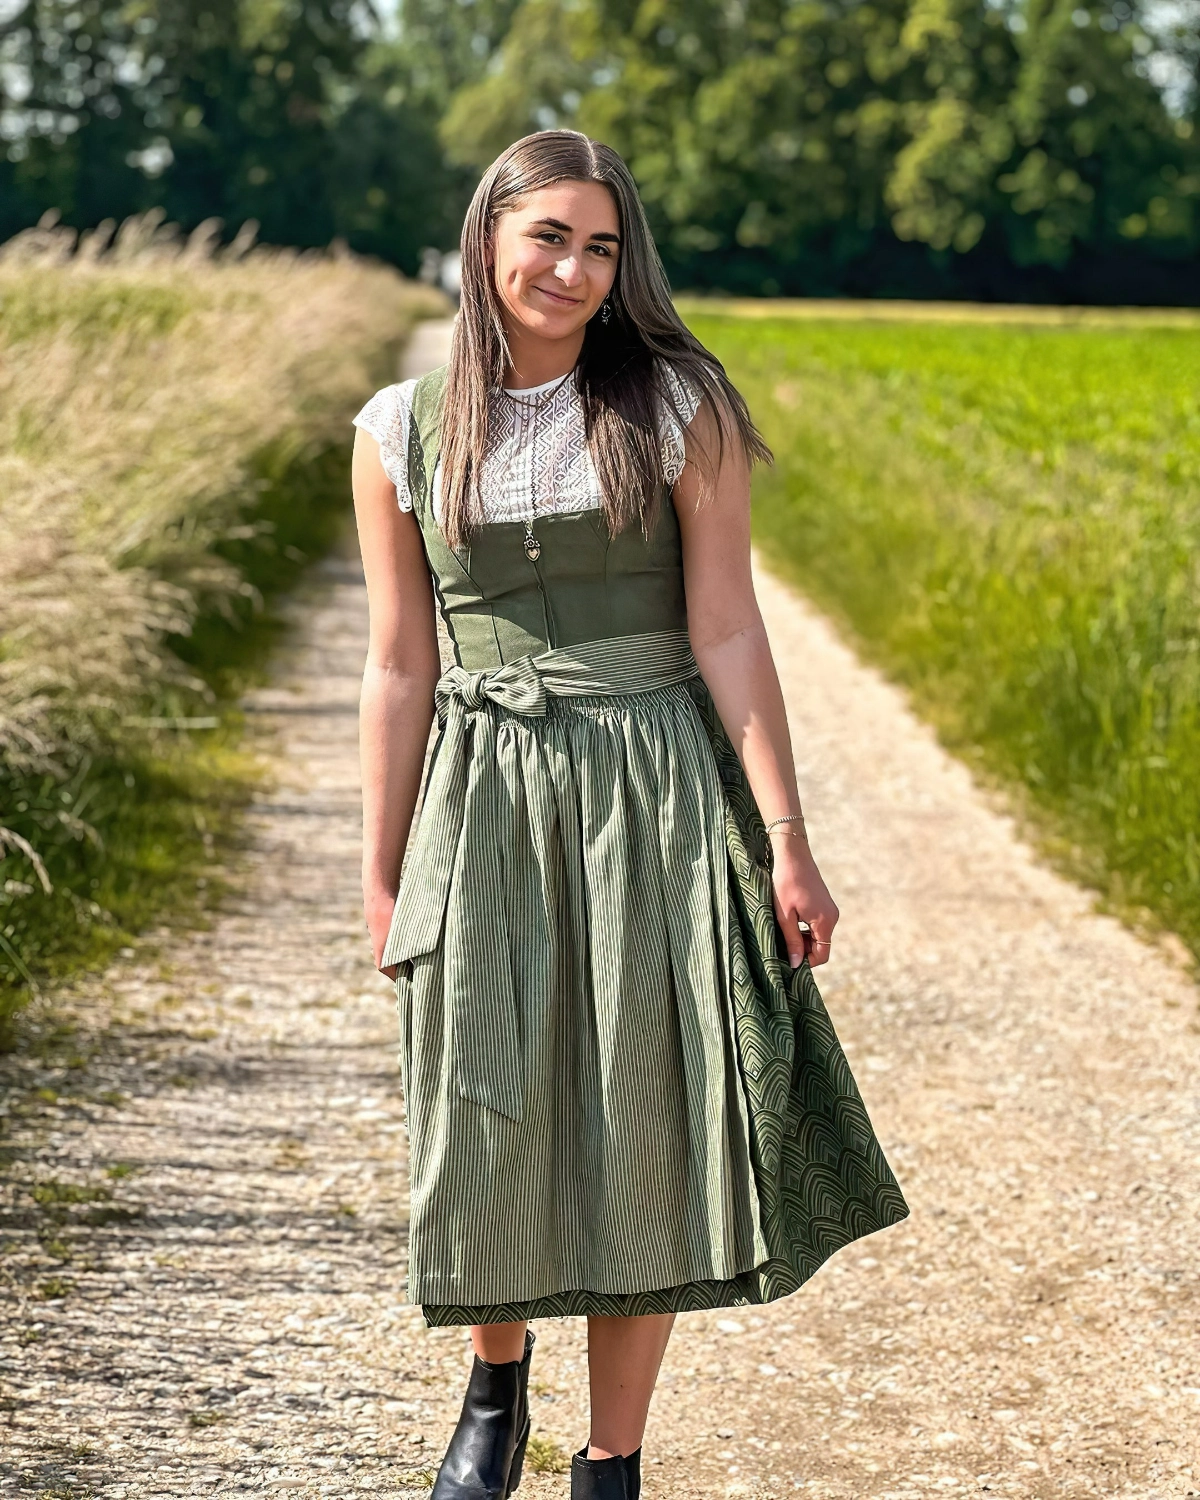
[0,318,1196,1500]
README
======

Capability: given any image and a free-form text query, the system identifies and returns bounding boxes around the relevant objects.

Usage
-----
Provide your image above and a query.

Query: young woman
[351,130,907,1500]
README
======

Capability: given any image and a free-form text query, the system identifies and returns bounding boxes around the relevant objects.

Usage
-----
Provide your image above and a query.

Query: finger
[786,914,807,970]
[808,913,835,947]
[772,895,802,968]
[807,931,832,968]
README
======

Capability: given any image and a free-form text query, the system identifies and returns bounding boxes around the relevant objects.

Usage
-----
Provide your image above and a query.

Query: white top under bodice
[352,365,702,526]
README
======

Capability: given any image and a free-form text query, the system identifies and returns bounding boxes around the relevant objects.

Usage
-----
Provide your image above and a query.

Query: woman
[351,130,907,1500]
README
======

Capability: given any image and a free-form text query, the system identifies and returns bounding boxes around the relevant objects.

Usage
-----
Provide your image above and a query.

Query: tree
[3,0,1198,297]
[0,0,449,270]
[435,0,1200,299]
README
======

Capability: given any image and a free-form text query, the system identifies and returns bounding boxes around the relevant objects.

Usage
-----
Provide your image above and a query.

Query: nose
[554,254,583,287]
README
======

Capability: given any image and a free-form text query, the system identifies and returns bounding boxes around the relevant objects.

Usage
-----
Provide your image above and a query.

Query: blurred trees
[0,0,451,269]
[1,0,1197,298]
[442,0,1200,298]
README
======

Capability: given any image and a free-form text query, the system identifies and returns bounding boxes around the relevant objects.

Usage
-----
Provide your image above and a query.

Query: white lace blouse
[352,365,702,526]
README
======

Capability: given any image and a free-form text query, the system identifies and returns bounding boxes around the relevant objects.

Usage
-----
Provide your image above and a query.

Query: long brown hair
[438,129,771,549]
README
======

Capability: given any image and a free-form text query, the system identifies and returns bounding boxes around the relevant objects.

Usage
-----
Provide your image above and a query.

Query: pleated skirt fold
[395,679,908,1325]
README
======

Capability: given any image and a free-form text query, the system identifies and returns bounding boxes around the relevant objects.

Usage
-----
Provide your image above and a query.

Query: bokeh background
[2,9,1199,1498]
[3,0,1200,300]
[1,0,1199,1031]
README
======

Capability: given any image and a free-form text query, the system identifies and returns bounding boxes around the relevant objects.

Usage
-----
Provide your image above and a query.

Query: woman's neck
[502,324,585,391]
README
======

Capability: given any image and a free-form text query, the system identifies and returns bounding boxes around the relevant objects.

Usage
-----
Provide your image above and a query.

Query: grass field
[0,215,441,1039]
[684,306,1200,962]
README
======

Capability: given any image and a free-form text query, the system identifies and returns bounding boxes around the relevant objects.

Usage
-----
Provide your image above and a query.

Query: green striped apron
[388,366,908,1325]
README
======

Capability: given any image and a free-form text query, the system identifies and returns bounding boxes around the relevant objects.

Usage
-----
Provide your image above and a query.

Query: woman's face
[490,180,621,344]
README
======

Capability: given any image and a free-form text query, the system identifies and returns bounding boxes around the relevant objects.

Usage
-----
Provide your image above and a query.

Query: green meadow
[686,304,1200,960]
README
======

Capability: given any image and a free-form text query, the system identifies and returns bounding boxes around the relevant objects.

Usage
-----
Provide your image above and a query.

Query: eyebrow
[532,216,621,245]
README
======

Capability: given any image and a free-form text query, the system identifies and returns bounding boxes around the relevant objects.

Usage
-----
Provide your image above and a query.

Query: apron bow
[382,632,706,1122]
[435,659,547,722]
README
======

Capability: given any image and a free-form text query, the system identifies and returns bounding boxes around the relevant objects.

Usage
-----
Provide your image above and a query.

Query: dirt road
[2,320,1196,1499]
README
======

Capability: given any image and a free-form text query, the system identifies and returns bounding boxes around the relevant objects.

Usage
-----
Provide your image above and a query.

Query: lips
[534,285,584,306]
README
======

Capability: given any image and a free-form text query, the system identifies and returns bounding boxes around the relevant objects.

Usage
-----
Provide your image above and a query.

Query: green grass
[0,228,443,1042]
[0,271,194,344]
[687,311,1200,959]
[0,437,354,1036]
[524,1435,571,1474]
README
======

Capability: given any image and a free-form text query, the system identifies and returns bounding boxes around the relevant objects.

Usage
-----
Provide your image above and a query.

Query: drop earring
[600,298,612,326]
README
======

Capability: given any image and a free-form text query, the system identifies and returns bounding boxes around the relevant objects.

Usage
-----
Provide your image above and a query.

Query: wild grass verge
[0,212,443,1041]
[687,310,1200,962]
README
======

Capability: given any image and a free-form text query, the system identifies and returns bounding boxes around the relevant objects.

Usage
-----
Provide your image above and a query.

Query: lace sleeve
[352,379,418,510]
[658,362,704,487]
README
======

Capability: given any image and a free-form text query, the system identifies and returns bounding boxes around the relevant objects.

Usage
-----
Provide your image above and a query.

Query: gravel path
[2,321,1197,1500]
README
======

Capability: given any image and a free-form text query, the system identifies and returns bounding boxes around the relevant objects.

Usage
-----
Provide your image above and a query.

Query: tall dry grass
[0,211,442,1026]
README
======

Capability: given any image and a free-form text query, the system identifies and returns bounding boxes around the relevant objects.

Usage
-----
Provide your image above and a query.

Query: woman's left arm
[673,400,839,969]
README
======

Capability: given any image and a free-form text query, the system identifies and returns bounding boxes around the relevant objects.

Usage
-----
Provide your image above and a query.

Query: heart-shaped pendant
[523,532,541,562]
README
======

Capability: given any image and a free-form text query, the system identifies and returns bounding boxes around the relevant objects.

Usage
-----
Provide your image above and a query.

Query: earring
[601,298,612,326]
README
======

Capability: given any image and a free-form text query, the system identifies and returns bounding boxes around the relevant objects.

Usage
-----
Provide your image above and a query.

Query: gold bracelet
[765,813,807,840]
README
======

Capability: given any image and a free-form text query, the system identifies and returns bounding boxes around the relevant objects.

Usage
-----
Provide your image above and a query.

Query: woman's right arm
[351,427,441,975]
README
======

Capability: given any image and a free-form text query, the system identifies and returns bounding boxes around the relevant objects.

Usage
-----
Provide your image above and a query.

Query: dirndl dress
[356,365,908,1326]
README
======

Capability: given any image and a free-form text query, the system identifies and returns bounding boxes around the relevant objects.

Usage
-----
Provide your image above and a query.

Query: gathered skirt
[390,673,908,1325]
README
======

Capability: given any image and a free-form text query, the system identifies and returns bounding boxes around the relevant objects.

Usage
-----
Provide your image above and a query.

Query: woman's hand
[673,400,839,973]
[770,833,839,969]
[364,882,400,980]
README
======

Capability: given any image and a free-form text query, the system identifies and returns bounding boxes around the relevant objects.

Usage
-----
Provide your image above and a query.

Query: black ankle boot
[432,1329,534,1499]
[570,1445,641,1499]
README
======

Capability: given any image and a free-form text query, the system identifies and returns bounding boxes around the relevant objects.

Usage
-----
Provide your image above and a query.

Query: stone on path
[1,319,1197,1499]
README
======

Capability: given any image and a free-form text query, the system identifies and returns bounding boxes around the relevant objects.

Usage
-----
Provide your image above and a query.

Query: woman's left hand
[770,834,839,969]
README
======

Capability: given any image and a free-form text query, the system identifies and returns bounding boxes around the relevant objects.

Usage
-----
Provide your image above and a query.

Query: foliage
[0,0,457,272]
[523,1435,572,1474]
[0,213,442,1039]
[687,306,1200,956]
[1,0,1196,297]
[397,0,529,114]
[441,0,1200,301]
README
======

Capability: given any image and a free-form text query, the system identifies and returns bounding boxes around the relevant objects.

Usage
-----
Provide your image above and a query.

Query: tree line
[2,0,1197,301]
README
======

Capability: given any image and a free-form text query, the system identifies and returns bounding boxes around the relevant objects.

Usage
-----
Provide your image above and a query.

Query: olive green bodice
[406,368,687,669]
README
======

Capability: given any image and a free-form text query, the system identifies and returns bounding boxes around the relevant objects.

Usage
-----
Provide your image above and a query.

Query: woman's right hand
[364,883,399,979]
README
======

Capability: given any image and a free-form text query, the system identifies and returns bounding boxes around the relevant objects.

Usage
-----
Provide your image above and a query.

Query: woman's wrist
[769,827,819,868]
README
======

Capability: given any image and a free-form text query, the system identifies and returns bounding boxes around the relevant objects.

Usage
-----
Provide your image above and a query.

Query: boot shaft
[570,1445,642,1499]
[432,1329,534,1500]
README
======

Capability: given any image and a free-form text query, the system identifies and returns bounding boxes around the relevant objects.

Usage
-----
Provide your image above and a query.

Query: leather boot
[570,1445,641,1498]
[432,1329,534,1499]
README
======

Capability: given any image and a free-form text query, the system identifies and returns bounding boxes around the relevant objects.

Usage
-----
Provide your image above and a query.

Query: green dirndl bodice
[385,368,908,1325]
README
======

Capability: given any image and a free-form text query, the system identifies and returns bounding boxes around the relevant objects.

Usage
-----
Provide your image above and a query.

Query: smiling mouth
[534,286,584,306]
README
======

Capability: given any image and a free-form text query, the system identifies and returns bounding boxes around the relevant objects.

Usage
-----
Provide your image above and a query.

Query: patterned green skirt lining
[420,680,908,1327]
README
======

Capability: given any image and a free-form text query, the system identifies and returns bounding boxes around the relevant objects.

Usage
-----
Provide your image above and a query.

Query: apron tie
[435,657,548,722]
[382,631,708,1121]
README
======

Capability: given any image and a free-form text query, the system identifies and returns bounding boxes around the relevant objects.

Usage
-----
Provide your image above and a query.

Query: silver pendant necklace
[500,371,571,562]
